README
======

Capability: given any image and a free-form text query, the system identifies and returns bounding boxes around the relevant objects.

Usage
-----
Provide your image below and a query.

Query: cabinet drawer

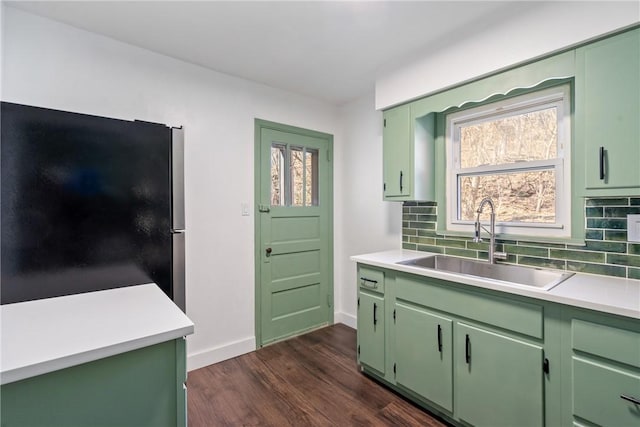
[358,266,385,294]
[572,319,640,368]
[573,357,640,427]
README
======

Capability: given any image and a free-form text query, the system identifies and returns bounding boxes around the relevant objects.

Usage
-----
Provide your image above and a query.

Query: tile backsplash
[402,197,640,279]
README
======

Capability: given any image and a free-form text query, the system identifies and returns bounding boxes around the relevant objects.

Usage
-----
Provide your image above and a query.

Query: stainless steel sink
[397,255,574,290]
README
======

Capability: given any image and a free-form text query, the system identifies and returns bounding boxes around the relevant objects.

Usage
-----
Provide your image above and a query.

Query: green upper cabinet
[383,105,411,198]
[575,28,640,195]
[382,105,435,201]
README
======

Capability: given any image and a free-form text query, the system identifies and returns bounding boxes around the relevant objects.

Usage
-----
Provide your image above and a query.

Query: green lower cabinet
[358,290,385,374]
[356,265,640,427]
[455,322,544,427]
[567,312,640,426]
[0,339,186,427]
[572,357,640,427]
[395,301,453,412]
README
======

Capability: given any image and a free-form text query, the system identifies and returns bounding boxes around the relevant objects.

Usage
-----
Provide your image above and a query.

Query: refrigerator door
[172,231,186,312]
[171,127,185,232]
[1,102,173,304]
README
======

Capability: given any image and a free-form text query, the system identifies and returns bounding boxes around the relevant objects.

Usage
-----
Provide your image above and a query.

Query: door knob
[266,247,272,257]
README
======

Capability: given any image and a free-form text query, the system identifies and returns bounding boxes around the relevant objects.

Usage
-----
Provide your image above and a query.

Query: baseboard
[187,336,255,372]
[334,311,356,329]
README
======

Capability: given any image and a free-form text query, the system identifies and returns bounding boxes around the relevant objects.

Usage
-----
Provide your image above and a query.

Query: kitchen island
[0,283,194,427]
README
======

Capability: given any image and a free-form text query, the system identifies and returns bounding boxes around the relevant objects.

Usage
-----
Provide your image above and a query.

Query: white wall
[376,1,640,109]
[334,93,402,326]
[1,6,342,371]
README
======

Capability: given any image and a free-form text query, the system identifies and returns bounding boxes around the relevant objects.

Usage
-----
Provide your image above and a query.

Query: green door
[255,120,333,346]
[395,302,453,412]
[455,322,544,427]
[357,291,385,373]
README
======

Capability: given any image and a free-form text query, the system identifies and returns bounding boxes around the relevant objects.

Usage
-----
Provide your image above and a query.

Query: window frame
[445,84,572,238]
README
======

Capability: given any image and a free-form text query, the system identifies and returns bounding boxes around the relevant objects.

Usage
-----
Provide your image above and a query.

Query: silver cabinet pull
[360,277,378,288]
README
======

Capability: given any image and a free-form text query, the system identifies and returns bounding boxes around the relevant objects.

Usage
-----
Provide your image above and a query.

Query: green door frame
[254,119,334,347]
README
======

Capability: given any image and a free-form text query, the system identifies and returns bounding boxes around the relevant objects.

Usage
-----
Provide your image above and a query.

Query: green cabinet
[357,266,386,374]
[455,322,544,427]
[382,105,435,201]
[358,291,385,373]
[1,338,187,427]
[395,302,453,412]
[566,314,640,426]
[383,105,410,198]
[356,262,640,427]
[575,28,640,195]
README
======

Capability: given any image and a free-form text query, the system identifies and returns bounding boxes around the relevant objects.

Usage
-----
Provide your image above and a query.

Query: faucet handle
[493,251,508,261]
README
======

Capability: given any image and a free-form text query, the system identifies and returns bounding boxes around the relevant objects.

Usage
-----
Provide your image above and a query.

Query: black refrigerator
[1,102,185,311]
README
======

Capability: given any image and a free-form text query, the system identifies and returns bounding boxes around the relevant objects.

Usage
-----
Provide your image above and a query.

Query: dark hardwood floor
[187,324,448,426]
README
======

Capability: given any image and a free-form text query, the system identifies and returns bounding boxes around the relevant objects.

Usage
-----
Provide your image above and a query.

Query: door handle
[599,146,606,180]
[437,324,442,353]
[373,303,378,326]
[465,334,471,364]
[399,171,404,193]
[265,247,272,257]
[620,394,640,405]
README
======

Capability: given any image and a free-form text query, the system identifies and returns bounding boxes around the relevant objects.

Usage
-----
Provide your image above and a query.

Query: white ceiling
[6,1,546,105]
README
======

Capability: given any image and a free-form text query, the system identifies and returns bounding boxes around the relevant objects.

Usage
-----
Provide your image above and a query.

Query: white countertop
[1,283,194,385]
[351,249,640,320]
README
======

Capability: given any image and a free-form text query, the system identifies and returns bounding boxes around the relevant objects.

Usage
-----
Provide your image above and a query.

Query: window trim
[445,84,572,238]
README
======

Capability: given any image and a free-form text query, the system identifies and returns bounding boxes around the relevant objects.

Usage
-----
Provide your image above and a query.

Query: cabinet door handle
[620,394,640,405]
[360,277,378,289]
[400,171,404,193]
[599,146,606,180]
[465,334,471,364]
[373,303,378,326]
[437,324,442,353]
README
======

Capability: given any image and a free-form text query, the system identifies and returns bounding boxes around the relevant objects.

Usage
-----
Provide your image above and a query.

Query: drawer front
[573,319,640,368]
[358,265,385,294]
[396,274,543,338]
[573,357,640,427]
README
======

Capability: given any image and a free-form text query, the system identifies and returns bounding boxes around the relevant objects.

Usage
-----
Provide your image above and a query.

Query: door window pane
[291,147,304,206]
[271,144,286,206]
[305,149,318,206]
[271,144,319,207]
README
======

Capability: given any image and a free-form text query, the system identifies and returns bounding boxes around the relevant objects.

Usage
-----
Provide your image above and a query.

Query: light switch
[241,203,250,216]
[628,214,640,242]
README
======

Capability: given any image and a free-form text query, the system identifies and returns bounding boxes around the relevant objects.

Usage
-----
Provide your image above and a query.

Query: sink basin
[397,255,574,290]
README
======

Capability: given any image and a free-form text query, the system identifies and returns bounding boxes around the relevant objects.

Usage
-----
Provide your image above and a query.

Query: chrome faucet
[473,197,507,264]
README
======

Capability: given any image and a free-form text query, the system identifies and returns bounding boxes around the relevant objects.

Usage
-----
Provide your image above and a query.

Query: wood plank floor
[187,324,448,426]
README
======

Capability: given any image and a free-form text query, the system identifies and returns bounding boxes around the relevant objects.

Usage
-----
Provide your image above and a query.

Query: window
[445,85,571,238]
[271,143,318,206]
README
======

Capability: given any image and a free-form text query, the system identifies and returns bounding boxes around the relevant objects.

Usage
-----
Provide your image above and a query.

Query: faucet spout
[474,198,507,264]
